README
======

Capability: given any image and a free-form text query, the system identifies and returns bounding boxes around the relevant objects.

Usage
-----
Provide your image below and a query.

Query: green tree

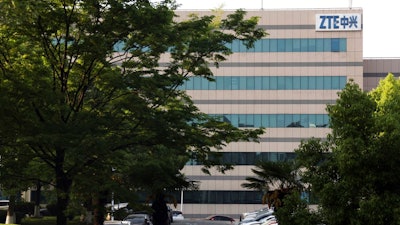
[274,191,321,225]
[296,77,400,225]
[242,160,303,208]
[0,1,266,225]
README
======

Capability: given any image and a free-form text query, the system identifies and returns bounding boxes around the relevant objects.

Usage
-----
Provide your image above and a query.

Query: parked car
[172,211,184,221]
[0,200,9,210]
[206,215,235,223]
[122,213,152,225]
[239,209,274,225]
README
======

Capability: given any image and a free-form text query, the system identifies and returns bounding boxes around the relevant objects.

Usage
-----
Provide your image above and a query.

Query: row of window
[180,76,347,90]
[114,38,346,53]
[186,152,296,166]
[137,190,315,205]
[228,38,347,52]
[211,114,329,128]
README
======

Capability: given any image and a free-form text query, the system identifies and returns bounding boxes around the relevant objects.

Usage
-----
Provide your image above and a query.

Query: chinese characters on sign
[316,14,362,31]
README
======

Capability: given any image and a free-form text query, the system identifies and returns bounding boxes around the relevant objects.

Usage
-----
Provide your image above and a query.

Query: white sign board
[316,14,361,31]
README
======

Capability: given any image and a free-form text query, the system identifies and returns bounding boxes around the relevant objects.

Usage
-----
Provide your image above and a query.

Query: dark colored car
[206,215,235,222]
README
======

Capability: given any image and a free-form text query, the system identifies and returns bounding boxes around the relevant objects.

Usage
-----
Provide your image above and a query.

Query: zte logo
[316,14,361,31]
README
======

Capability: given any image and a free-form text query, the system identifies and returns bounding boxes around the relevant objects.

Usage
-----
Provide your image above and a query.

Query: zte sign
[316,14,362,31]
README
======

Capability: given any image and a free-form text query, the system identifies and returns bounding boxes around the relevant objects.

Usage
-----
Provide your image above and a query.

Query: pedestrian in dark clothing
[152,193,169,225]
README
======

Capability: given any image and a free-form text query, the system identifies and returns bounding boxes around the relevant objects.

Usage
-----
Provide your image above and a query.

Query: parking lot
[105,219,237,225]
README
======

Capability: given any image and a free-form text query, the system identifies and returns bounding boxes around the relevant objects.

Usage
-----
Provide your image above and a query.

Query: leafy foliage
[295,76,400,225]
[0,1,266,225]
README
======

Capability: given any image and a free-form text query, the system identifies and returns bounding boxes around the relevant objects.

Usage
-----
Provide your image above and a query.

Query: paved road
[172,219,237,225]
[105,219,236,225]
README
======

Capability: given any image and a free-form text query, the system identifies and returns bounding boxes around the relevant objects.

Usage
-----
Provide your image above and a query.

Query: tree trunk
[5,195,16,224]
[55,157,73,225]
[93,191,108,225]
[33,181,42,217]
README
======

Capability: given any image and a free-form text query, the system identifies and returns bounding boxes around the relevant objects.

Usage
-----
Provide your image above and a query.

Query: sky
[174,0,398,58]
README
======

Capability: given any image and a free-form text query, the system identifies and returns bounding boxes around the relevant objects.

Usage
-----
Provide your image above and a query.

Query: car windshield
[125,215,147,221]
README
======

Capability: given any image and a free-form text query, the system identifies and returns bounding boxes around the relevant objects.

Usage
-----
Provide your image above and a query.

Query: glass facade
[212,114,329,128]
[182,76,347,90]
[114,38,347,53]
[186,152,296,166]
[228,38,346,52]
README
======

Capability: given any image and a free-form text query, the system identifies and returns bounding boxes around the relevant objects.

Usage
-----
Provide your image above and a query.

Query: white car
[172,211,184,221]
[0,200,9,210]
[239,210,274,225]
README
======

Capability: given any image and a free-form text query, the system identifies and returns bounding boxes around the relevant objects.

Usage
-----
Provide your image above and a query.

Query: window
[182,76,347,90]
[331,38,340,52]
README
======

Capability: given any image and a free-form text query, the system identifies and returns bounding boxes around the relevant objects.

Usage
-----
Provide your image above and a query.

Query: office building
[169,8,397,219]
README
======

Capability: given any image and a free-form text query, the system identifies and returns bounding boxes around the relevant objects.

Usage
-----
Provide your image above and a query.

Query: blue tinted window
[254,40,262,52]
[201,77,209,90]
[331,76,339,89]
[232,77,239,90]
[231,114,239,127]
[193,77,202,90]
[284,114,293,127]
[239,77,247,90]
[340,38,347,52]
[270,114,277,128]
[293,39,301,52]
[247,77,255,90]
[231,40,240,52]
[300,39,308,52]
[277,114,285,127]
[270,39,278,52]
[254,114,262,127]
[277,39,285,51]
[316,76,324,89]
[261,115,269,128]
[324,76,332,89]
[244,40,255,52]
[324,39,331,51]
[285,39,293,52]
[270,76,277,90]
[208,79,216,90]
[331,38,340,52]
[216,77,223,90]
[246,114,254,127]
[254,77,262,90]
[262,39,270,52]
[308,39,316,51]
[185,78,194,90]
[301,114,309,127]
[285,77,293,90]
[293,76,301,89]
[339,77,347,89]
[316,39,324,52]
[262,77,269,89]
[238,114,246,127]
[300,77,308,90]
[308,76,316,89]
[224,77,232,90]
[277,77,285,89]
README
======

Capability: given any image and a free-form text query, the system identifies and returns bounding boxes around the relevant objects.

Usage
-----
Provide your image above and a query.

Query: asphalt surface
[105,219,237,225]
[174,219,236,225]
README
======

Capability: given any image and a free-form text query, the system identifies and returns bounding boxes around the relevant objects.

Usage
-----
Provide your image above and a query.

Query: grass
[0,216,86,225]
